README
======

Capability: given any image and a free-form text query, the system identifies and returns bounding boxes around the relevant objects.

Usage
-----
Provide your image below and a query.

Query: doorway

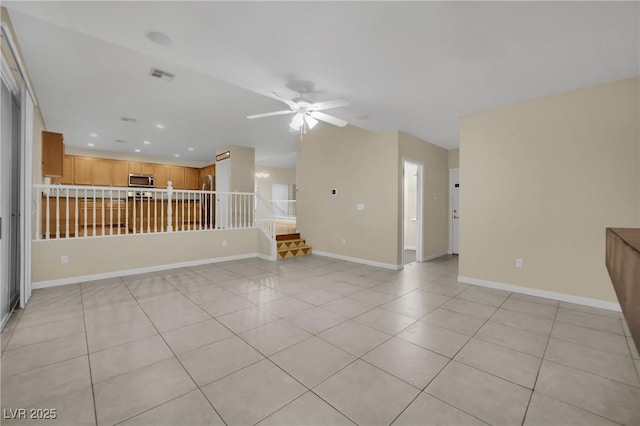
[450,168,460,255]
[402,160,423,265]
[1,76,22,328]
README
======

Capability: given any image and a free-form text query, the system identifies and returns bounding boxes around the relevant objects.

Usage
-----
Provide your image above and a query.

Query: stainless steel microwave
[128,174,155,188]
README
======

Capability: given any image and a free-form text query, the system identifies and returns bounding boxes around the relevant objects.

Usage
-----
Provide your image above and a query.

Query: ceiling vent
[121,117,137,123]
[149,67,175,81]
[115,139,128,144]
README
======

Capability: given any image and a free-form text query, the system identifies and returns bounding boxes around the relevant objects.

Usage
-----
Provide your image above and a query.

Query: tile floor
[1,255,639,426]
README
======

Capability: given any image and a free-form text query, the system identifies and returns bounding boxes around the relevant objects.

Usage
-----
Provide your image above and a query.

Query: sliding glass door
[1,77,22,328]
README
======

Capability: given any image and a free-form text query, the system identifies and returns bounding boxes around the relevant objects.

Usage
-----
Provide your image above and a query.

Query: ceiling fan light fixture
[305,115,318,129]
[289,113,304,130]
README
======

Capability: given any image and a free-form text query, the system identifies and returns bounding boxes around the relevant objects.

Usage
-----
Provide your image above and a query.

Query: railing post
[166,181,173,232]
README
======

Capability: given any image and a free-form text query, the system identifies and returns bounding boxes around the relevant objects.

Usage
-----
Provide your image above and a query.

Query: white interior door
[450,168,460,255]
[215,159,230,228]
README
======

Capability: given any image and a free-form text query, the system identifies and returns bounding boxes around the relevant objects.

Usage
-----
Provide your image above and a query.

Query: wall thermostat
[331,188,337,196]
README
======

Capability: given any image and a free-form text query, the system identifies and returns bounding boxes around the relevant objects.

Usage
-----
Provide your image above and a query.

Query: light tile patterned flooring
[1,255,639,426]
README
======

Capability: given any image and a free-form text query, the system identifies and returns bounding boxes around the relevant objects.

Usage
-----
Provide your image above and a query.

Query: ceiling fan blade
[309,99,349,111]
[270,92,299,110]
[247,110,295,119]
[309,111,348,127]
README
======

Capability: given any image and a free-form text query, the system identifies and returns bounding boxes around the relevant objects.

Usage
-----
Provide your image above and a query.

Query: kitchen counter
[606,228,640,353]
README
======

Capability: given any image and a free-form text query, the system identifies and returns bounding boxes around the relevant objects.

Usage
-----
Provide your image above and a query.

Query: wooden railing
[34,183,255,240]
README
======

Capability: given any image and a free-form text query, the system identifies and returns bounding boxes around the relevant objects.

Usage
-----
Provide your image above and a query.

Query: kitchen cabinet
[41,197,77,238]
[73,157,92,185]
[185,168,199,190]
[153,165,170,188]
[112,161,129,187]
[78,200,127,236]
[129,162,154,175]
[91,160,112,186]
[169,166,185,189]
[42,131,64,177]
[128,199,201,233]
[153,165,185,189]
[199,165,215,182]
[52,155,74,185]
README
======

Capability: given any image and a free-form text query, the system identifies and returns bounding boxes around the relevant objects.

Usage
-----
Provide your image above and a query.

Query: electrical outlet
[222,240,227,247]
[516,258,524,269]
[61,255,68,264]
[341,238,346,245]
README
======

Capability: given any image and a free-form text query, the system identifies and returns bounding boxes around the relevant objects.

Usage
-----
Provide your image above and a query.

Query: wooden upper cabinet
[42,131,64,177]
[112,162,129,187]
[91,160,112,186]
[185,168,199,190]
[153,164,170,188]
[52,155,74,185]
[129,162,154,176]
[73,157,92,185]
[169,166,185,189]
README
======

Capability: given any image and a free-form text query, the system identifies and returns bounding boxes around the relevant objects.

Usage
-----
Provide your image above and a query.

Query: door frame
[449,168,460,255]
[1,21,36,313]
[401,158,424,264]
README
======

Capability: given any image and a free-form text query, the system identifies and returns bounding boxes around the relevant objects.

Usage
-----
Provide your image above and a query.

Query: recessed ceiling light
[89,133,98,137]
[87,143,95,147]
[134,149,141,153]
[143,140,151,145]
[146,31,173,46]
[174,153,180,157]
[187,147,194,151]
[156,123,165,129]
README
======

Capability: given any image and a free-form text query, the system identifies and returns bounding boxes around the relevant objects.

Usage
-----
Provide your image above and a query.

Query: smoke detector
[149,68,175,82]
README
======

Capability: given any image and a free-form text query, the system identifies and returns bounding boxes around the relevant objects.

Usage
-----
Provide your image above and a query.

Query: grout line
[521,300,560,425]
[123,272,230,426]
[79,281,100,426]
[390,288,513,425]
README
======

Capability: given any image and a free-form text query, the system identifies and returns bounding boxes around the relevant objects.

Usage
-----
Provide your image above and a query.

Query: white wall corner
[457,275,622,312]
[421,251,450,262]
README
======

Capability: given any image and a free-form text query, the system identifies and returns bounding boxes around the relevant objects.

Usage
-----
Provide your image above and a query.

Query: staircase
[276,233,312,259]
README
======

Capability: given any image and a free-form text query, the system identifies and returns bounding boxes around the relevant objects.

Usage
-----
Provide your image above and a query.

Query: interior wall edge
[32,252,265,289]
[458,275,622,312]
[313,250,402,271]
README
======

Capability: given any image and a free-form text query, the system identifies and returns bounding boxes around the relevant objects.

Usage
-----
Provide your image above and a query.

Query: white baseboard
[404,246,416,251]
[256,253,276,261]
[457,275,622,312]
[313,250,402,271]
[421,251,450,262]
[33,253,270,289]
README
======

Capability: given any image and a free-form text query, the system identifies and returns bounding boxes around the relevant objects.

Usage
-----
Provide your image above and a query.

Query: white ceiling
[6,1,639,168]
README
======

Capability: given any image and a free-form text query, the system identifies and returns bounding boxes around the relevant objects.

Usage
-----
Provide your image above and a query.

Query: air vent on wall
[149,67,175,81]
[121,117,137,122]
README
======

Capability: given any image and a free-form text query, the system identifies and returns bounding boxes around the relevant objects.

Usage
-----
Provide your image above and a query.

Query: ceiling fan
[247,92,349,133]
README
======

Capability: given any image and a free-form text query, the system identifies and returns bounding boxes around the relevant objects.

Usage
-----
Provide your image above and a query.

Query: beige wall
[217,145,255,193]
[448,148,459,169]
[398,131,450,261]
[32,229,261,283]
[297,125,400,266]
[255,166,296,199]
[460,77,640,302]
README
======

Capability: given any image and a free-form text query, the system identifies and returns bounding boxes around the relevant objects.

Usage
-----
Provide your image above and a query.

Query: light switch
[356,203,365,211]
